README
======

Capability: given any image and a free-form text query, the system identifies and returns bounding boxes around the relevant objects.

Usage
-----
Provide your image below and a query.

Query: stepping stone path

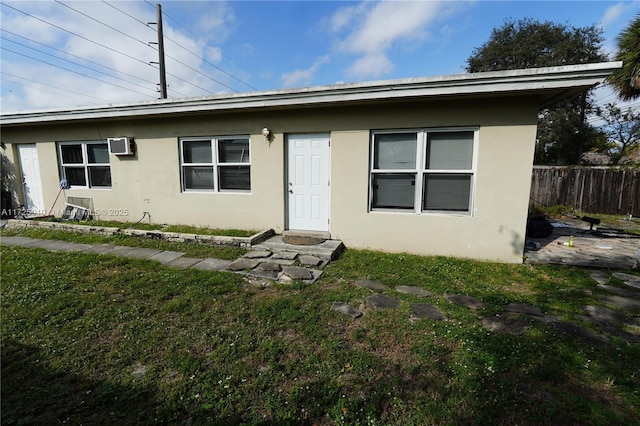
[445,294,487,310]
[411,303,444,320]
[355,280,389,292]
[366,294,400,310]
[331,269,639,347]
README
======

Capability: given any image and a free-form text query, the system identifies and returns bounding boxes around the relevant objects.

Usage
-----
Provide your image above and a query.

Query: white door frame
[286,133,330,232]
[17,144,45,215]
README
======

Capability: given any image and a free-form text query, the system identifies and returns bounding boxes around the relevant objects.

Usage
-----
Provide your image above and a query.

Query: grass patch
[2,244,639,425]
[1,228,246,260]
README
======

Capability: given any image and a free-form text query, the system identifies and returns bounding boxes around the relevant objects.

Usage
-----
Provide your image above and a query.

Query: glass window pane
[88,166,112,187]
[87,144,110,164]
[183,166,214,190]
[64,167,86,186]
[183,140,212,164]
[61,145,83,164]
[423,174,471,211]
[427,132,473,170]
[218,138,250,163]
[219,166,251,190]
[373,133,417,170]
[371,174,415,209]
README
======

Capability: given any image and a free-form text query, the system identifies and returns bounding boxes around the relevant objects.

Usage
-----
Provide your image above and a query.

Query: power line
[1,47,157,99]
[1,29,156,87]
[1,71,112,103]
[1,36,156,94]
[51,0,225,95]
[0,3,155,69]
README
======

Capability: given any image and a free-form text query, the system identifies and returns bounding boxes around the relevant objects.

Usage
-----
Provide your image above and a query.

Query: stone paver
[272,251,298,260]
[410,303,444,320]
[582,305,632,323]
[255,262,281,273]
[599,295,640,310]
[589,270,610,285]
[168,257,202,270]
[226,258,262,272]
[483,314,528,336]
[366,294,400,309]
[150,250,185,264]
[298,255,322,266]
[331,302,363,318]
[552,321,609,348]
[612,272,640,283]
[281,266,314,281]
[504,303,543,316]
[244,250,272,259]
[191,258,231,271]
[445,294,487,310]
[395,285,432,297]
[597,284,640,298]
[356,280,389,292]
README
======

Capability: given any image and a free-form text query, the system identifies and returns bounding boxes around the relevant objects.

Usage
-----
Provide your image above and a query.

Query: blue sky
[1,0,638,113]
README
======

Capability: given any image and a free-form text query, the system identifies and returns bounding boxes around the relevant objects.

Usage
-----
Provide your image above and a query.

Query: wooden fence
[529,166,640,216]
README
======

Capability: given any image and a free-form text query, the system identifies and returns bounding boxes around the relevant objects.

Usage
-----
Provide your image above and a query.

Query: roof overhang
[0,61,622,126]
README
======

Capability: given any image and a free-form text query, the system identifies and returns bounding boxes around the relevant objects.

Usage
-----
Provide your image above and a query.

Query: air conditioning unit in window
[107,137,134,156]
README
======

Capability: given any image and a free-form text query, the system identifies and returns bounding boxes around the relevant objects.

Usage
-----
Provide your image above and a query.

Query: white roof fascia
[0,61,622,125]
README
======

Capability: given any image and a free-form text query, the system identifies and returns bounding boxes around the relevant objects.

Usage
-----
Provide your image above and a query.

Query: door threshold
[283,230,331,240]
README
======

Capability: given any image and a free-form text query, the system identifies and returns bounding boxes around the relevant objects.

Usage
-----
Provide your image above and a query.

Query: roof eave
[0,61,622,126]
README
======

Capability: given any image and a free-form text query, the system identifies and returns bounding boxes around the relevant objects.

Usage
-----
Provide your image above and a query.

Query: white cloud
[328,0,460,79]
[280,55,330,87]
[600,1,638,29]
[346,53,394,79]
[0,1,240,112]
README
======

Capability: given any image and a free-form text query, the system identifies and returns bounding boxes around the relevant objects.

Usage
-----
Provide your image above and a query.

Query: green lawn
[2,234,639,425]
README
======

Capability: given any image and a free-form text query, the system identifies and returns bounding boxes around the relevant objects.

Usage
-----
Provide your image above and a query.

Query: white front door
[18,144,45,215]
[287,134,330,232]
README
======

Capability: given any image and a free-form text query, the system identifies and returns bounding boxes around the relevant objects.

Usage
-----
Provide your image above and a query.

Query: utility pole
[150,3,168,99]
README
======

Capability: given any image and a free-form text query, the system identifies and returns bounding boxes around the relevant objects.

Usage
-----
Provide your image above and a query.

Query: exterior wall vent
[107,137,134,155]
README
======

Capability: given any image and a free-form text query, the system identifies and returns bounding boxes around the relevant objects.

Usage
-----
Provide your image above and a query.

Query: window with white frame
[58,141,111,188]
[370,129,476,214]
[180,136,251,192]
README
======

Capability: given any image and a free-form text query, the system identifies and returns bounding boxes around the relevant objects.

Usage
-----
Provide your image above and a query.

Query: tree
[608,15,640,101]
[466,18,608,165]
[596,103,640,164]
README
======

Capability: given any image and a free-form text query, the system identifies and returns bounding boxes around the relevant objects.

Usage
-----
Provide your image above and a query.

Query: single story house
[0,62,621,263]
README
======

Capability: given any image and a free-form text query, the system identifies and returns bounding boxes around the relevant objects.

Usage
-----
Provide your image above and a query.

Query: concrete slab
[191,258,231,271]
[84,244,119,255]
[599,295,640,309]
[150,250,185,264]
[597,284,640,298]
[525,221,639,269]
[107,246,145,257]
[252,235,344,260]
[124,247,163,259]
[167,257,202,270]
[0,236,39,246]
[28,239,79,252]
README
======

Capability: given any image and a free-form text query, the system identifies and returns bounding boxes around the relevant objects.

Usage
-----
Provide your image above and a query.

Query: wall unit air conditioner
[107,137,134,156]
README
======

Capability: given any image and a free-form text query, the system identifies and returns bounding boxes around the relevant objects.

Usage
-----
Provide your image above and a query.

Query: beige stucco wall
[1,95,538,262]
